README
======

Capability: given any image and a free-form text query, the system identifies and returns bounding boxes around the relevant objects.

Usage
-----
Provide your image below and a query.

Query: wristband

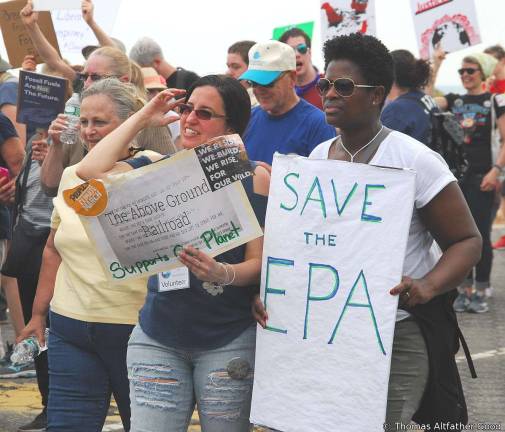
[493,164,503,173]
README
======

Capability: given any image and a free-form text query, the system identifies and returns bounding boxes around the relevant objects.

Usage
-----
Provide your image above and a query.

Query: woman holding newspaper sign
[253,34,481,428]
[76,75,269,432]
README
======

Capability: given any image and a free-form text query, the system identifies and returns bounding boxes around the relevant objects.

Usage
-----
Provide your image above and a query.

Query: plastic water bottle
[10,329,50,365]
[60,92,81,145]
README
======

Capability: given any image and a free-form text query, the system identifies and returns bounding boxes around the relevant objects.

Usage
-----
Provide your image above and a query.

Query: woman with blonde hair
[18,79,156,432]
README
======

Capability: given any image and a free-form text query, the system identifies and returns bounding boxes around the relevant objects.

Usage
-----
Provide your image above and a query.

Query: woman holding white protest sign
[17,79,160,432]
[253,34,481,429]
[76,75,270,432]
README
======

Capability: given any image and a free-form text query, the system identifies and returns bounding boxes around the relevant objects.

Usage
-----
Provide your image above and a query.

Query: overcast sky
[2,0,504,91]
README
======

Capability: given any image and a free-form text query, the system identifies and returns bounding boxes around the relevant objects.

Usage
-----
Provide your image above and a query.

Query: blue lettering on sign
[303,263,339,339]
[327,270,386,355]
[263,256,294,334]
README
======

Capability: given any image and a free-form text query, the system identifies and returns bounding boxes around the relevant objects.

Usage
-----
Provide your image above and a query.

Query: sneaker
[453,293,470,312]
[492,235,505,250]
[467,293,489,314]
[0,361,36,378]
[0,342,13,367]
[18,409,47,431]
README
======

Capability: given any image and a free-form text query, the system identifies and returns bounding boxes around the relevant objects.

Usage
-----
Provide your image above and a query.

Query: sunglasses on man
[316,77,379,97]
[76,72,120,82]
[457,68,480,76]
[293,43,308,55]
[178,103,227,121]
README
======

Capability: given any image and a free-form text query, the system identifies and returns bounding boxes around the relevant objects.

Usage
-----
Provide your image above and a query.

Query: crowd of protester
[0,0,504,431]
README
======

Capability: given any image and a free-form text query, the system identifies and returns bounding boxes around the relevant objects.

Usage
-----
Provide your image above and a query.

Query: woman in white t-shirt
[254,34,481,427]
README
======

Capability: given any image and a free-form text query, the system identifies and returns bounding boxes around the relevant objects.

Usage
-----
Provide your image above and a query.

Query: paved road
[1,229,504,432]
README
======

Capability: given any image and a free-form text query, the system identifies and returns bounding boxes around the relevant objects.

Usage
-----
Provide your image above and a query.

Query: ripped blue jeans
[127,324,256,432]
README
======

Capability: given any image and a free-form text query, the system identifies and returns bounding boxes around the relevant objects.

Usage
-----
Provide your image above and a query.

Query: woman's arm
[17,230,61,345]
[20,0,76,82]
[75,89,184,180]
[390,182,482,306]
[81,0,115,48]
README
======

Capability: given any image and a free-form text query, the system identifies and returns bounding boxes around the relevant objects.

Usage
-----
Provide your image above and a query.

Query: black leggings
[460,176,494,288]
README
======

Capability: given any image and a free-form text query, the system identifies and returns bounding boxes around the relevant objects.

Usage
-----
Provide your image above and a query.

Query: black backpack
[408,95,469,181]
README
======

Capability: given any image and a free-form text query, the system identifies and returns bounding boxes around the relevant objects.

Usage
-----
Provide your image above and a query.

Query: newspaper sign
[320,0,376,42]
[411,0,481,59]
[250,154,415,432]
[68,136,262,281]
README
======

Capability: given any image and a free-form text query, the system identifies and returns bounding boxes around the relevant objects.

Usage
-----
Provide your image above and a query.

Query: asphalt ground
[1,227,504,432]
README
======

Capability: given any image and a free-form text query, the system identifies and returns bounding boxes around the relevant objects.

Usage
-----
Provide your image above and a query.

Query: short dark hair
[484,44,505,61]
[323,33,393,105]
[186,75,251,137]
[228,40,256,65]
[390,49,431,90]
[279,28,311,48]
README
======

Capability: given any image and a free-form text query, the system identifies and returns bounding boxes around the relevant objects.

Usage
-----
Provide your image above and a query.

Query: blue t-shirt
[126,156,268,350]
[381,90,438,146]
[243,98,336,165]
[0,81,17,108]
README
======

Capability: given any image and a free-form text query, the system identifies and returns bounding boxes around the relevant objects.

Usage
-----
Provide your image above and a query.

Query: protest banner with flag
[410,0,481,59]
[320,0,376,42]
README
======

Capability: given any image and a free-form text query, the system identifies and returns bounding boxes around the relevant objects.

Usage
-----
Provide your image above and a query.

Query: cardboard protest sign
[51,0,122,59]
[0,0,60,68]
[68,135,262,281]
[273,21,314,40]
[250,154,415,432]
[320,0,376,42]
[411,0,481,59]
[16,70,67,128]
[32,0,81,11]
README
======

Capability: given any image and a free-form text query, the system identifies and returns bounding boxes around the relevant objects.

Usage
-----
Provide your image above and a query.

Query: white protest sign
[51,0,122,61]
[320,0,376,42]
[68,139,261,281]
[410,0,481,59]
[32,0,81,11]
[250,154,416,432]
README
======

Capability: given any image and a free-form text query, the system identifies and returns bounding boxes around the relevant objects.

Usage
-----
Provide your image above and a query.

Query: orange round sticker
[63,179,108,216]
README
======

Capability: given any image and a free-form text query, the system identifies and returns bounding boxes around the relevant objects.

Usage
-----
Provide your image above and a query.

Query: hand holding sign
[20,0,39,28]
[178,245,227,284]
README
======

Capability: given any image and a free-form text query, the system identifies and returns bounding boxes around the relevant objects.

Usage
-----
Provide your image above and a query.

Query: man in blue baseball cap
[240,40,336,165]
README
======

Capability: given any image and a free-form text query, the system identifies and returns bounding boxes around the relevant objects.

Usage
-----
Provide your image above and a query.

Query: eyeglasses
[293,43,308,55]
[178,103,227,120]
[458,68,479,76]
[316,77,379,97]
[248,71,288,89]
[76,72,120,82]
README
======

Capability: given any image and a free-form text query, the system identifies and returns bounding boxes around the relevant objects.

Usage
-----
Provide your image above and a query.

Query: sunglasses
[293,43,308,55]
[76,72,119,82]
[178,103,226,120]
[249,71,288,89]
[458,68,480,76]
[316,77,379,97]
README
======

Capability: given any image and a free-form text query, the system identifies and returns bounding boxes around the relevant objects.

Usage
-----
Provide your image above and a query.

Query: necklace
[340,125,384,163]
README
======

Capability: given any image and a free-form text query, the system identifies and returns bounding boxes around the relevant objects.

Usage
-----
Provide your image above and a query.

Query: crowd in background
[0,0,504,431]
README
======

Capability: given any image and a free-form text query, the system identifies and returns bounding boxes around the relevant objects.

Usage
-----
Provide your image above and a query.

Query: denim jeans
[127,324,256,432]
[48,311,134,431]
